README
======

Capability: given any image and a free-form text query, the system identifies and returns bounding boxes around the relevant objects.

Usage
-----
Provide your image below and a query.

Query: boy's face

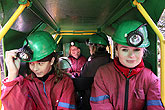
[29,57,55,77]
[116,44,144,68]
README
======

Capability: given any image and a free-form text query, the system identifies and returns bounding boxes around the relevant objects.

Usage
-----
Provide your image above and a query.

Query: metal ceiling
[1,0,164,33]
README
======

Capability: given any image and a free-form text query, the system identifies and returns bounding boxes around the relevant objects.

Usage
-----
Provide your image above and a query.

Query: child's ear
[51,57,55,65]
[115,48,118,57]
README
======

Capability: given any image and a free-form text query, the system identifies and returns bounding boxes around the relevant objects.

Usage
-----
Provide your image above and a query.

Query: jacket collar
[114,57,144,78]
[68,54,82,60]
[36,67,54,82]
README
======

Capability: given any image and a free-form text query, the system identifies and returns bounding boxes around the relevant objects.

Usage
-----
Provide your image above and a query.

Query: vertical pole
[0,63,1,109]
[133,0,165,106]
[0,1,30,109]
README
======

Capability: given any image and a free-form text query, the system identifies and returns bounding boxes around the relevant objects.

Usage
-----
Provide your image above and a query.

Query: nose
[33,63,39,71]
[128,50,135,57]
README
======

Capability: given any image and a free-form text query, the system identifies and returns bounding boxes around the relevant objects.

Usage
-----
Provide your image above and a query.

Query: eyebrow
[120,46,141,50]
[119,46,128,49]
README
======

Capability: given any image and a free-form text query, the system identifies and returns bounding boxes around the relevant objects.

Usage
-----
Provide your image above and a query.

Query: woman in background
[68,41,86,77]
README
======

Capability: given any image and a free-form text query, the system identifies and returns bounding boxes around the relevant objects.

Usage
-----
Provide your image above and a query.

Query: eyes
[29,62,45,66]
[121,48,141,52]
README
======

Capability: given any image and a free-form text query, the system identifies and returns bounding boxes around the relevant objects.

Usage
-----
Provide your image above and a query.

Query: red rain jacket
[68,55,86,76]
[1,73,76,110]
[90,58,164,110]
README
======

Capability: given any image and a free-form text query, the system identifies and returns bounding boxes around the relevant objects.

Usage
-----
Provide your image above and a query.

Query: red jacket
[68,55,86,76]
[1,72,76,110]
[90,58,164,110]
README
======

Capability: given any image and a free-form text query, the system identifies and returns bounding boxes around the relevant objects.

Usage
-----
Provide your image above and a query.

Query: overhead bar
[0,1,30,41]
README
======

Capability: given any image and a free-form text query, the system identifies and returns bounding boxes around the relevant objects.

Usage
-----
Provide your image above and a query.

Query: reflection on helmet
[88,32,109,46]
[112,20,150,47]
[58,57,72,70]
[23,31,57,62]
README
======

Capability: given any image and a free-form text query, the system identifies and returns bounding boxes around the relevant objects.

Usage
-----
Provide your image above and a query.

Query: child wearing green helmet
[90,20,164,110]
[1,31,76,110]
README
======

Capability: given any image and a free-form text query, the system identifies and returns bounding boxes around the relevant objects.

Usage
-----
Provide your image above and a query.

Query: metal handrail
[0,1,30,41]
[133,0,165,106]
[0,1,30,108]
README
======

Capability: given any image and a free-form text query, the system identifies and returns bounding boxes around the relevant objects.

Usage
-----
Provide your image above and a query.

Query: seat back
[72,77,94,91]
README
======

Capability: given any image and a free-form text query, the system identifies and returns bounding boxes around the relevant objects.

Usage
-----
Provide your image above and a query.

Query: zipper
[43,82,48,98]
[124,69,132,110]
[76,59,78,72]
[42,81,49,105]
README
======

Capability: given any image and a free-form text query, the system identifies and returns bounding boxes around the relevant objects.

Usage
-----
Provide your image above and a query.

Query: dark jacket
[80,51,112,77]
[76,51,112,110]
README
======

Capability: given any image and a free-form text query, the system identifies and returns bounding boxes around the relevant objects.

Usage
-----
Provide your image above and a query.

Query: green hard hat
[70,41,80,48]
[112,20,150,47]
[88,32,108,46]
[23,31,57,62]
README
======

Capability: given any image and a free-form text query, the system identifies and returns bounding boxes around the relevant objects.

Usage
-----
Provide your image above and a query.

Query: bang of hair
[38,52,56,62]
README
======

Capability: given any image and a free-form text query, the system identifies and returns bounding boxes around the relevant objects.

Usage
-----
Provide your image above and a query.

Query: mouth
[35,73,44,77]
[34,72,42,75]
[126,60,136,63]
[34,72,40,75]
